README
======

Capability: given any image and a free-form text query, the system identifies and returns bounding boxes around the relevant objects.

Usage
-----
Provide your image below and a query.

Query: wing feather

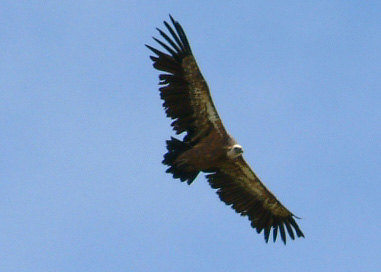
[285,220,295,240]
[207,157,304,244]
[146,15,226,143]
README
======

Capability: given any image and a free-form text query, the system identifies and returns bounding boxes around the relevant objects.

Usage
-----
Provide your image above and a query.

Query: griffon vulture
[146,16,304,244]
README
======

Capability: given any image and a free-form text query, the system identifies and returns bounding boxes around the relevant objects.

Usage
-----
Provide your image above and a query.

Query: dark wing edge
[207,157,304,244]
[146,15,225,143]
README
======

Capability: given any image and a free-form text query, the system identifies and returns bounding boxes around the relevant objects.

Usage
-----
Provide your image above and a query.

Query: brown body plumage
[146,15,304,244]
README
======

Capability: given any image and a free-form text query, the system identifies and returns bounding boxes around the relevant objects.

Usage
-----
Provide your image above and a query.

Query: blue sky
[1,1,380,271]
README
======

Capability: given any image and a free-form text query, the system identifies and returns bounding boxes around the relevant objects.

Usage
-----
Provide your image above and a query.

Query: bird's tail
[162,137,199,184]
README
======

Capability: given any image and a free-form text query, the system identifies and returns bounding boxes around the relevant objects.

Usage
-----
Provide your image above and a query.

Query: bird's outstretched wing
[146,15,226,143]
[207,156,304,244]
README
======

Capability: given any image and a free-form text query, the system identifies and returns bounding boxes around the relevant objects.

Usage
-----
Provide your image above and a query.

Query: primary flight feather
[146,15,304,244]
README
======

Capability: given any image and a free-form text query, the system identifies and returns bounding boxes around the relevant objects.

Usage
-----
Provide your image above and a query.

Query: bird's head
[227,144,244,159]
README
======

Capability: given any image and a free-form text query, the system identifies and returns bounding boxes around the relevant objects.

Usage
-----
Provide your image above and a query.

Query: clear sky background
[1,1,380,271]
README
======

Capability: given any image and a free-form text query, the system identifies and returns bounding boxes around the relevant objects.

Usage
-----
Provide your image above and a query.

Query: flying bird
[146,15,304,244]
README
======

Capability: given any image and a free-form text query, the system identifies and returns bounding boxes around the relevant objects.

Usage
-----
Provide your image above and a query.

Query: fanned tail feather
[162,137,199,184]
